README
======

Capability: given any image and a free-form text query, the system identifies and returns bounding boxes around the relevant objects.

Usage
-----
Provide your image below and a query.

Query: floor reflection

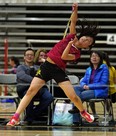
[0,124,116,136]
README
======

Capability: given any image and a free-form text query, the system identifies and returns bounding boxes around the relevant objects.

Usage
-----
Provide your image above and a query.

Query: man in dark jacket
[17,48,54,125]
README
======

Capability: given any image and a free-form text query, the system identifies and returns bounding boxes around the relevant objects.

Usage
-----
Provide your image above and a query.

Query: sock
[80,110,86,115]
[14,113,20,119]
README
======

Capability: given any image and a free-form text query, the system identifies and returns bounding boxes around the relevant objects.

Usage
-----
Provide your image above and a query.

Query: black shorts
[35,61,69,84]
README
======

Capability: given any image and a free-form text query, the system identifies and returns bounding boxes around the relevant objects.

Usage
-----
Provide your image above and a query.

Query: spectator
[9,56,20,74]
[0,56,20,95]
[16,48,54,125]
[68,51,109,125]
[103,52,116,102]
[34,49,47,65]
[102,52,116,119]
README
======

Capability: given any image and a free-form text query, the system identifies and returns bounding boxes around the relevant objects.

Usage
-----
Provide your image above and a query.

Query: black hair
[102,52,111,68]
[24,48,35,56]
[10,56,20,67]
[77,19,100,50]
[90,50,103,69]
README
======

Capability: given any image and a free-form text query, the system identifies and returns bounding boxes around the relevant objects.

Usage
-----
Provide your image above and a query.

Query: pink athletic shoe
[80,111,94,123]
[6,116,19,126]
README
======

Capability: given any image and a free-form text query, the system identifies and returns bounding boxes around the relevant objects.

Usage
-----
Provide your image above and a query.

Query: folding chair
[0,74,17,95]
[85,98,114,126]
[0,74,20,119]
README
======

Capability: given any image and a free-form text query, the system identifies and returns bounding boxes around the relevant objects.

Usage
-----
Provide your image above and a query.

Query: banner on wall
[107,34,116,45]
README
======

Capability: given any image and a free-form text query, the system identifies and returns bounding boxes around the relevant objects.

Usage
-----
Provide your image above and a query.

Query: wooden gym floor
[0,102,116,136]
[0,125,116,136]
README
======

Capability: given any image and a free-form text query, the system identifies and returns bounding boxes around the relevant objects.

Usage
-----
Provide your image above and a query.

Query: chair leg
[101,99,114,126]
[104,100,108,126]
[106,99,114,121]
[86,102,90,112]
[47,105,51,125]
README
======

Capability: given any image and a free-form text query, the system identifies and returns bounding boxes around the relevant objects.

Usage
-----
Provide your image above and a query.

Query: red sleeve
[65,34,75,41]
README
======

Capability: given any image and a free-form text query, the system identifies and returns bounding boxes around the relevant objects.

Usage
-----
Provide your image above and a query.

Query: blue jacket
[80,64,109,98]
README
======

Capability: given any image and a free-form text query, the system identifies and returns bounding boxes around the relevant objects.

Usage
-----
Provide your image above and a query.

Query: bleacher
[0,3,116,78]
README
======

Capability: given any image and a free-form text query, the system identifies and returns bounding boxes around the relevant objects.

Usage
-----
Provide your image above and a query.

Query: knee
[26,86,37,96]
[49,95,54,102]
[38,88,54,103]
[45,92,54,103]
[42,88,54,101]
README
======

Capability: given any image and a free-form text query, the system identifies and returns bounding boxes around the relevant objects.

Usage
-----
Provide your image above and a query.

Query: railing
[0,3,116,77]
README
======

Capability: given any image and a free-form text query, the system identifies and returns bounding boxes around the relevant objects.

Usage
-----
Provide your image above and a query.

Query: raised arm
[69,3,78,34]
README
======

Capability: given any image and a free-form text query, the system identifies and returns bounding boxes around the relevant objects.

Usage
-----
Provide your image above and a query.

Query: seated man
[17,48,54,125]
[69,51,109,125]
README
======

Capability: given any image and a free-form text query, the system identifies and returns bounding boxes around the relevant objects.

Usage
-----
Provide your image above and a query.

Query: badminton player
[7,3,99,126]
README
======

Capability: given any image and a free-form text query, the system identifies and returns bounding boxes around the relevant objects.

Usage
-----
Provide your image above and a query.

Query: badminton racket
[63,14,72,39]
[63,4,76,38]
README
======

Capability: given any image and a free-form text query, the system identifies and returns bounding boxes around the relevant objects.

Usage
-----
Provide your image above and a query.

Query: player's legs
[58,81,84,111]
[7,77,45,126]
[16,77,45,114]
[58,81,94,123]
